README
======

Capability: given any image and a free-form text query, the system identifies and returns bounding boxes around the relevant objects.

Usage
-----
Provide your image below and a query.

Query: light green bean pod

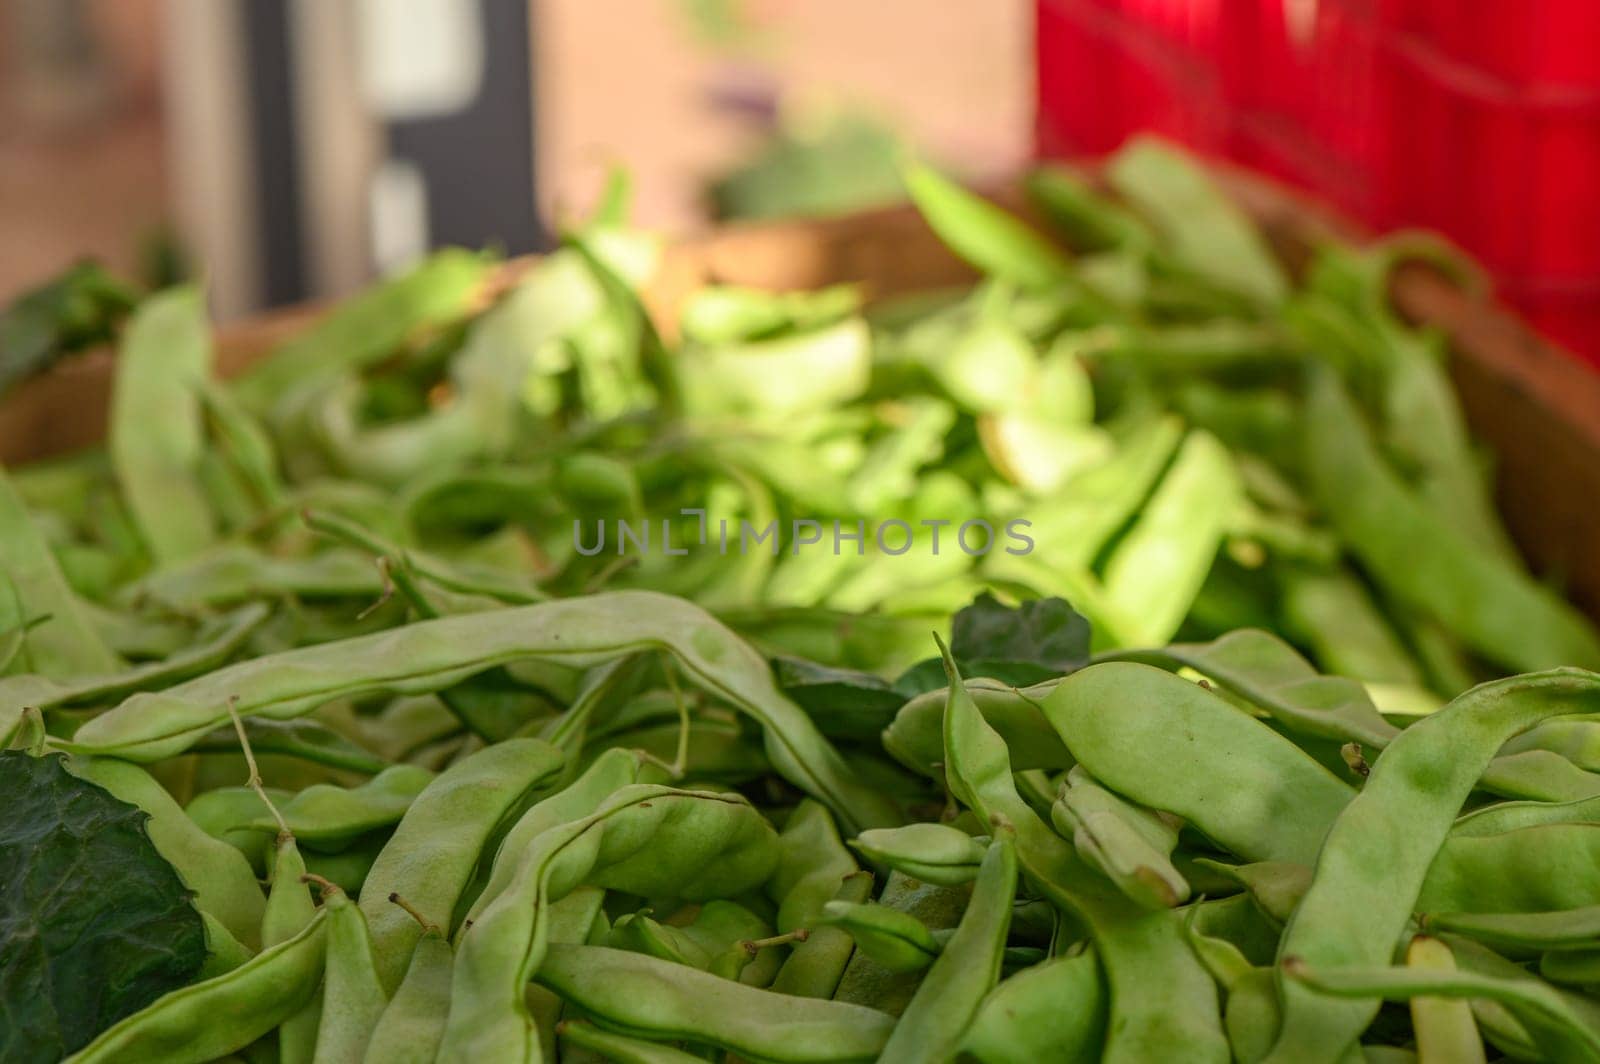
[65,591,898,833]
[534,944,895,1063]
[1039,661,1355,865]
[765,798,857,933]
[107,285,216,563]
[439,786,779,1063]
[361,931,454,1064]
[818,901,941,974]
[771,871,874,999]
[555,1021,707,1063]
[879,834,1017,1063]
[850,822,986,886]
[1265,669,1600,1063]
[939,643,1229,1063]
[962,948,1106,1064]
[262,834,319,1064]
[360,737,564,992]
[311,885,389,1064]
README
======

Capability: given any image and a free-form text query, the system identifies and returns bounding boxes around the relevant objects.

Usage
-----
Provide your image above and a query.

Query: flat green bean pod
[818,900,941,973]
[1265,668,1600,1063]
[439,785,779,1063]
[764,798,857,933]
[65,591,898,833]
[251,764,436,847]
[961,947,1107,1064]
[850,822,987,886]
[359,737,564,992]
[940,644,1229,1063]
[1038,661,1354,865]
[535,943,895,1063]
[879,834,1017,1063]
[771,870,874,999]
[1423,907,1600,955]
[1283,954,1600,1064]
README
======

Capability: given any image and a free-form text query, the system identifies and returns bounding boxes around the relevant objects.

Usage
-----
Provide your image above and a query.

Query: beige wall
[534,0,1033,231]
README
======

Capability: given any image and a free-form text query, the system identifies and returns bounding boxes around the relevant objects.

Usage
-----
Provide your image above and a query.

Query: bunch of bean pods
[3,139,1600,1063]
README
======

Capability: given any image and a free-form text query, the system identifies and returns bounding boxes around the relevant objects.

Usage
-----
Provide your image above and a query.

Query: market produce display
[4,139,1600,1063]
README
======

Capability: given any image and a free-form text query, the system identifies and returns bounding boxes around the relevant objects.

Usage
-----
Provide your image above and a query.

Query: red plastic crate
[1035,0,1600,366]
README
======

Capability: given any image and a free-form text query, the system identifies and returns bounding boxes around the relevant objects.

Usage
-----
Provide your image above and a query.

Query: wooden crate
[3,168,1598,616]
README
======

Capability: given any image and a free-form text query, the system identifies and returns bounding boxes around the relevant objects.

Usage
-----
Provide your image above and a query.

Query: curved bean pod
[940,644,1229,1063]
[252,764,435,846]
[1282,954,1600,1064]
[439,785,779,1063]
[1264,668,1600,1063]
[879,834,1018,1063]
[818,901,941,973]
[1038,661,1354,865]
[534,943,894,1063]
[961,948,1106,1064]
[359,737,564,992]
[765,798,857,933]
[361,930,453,1064]
[850,822,986,886]
[66,590,898,832]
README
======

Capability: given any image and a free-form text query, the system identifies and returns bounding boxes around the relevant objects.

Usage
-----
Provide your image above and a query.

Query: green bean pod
[879,834,1018,1063]
[818,901,941,974]
[1303,369,1600,674]
[439,785,779,1063]
[0,467,120,678]
[765,798,858,933]
[361,930,454,1064]
[311,884,390,1064]
[262,834,319,1064]
[65,591,898,833]
[1423,907,1600,956]
[359,737,564,992]
[107,285,217,563]
[555,1020,707,1063]
[850,822,986,886]
[771,871,874,999]
[1283,954,1600,1063]
[535,943,895,1063]
[939,643,1229,1063]
[1038,661,1355,865]
[962,948,1106,1064]
[1265,668,1600,1063]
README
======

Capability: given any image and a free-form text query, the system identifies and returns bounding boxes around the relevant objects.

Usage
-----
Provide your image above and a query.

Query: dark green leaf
[772,656,908,740]
[0,751,205,1062]
[948,593,1091,684]
[0,262,136,396]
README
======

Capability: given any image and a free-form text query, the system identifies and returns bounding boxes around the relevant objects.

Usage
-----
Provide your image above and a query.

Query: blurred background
[2,0,1595,359]
[0,0,1029,320]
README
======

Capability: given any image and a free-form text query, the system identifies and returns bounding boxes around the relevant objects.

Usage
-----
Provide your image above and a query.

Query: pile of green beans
[4,138,1600,1062]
